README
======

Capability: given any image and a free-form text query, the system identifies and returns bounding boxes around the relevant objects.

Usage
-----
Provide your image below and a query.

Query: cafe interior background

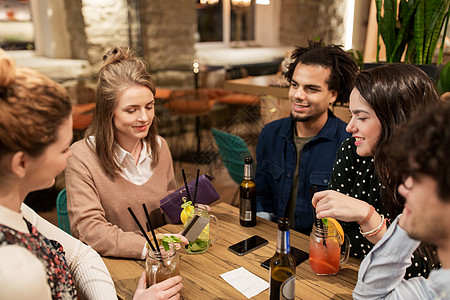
[1,0,450,225]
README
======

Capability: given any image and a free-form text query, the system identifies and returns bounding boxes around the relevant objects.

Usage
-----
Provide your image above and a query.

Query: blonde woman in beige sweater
[65,47,178,260]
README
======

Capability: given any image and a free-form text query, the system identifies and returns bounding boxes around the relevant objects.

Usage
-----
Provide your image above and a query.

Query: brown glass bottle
[239,156,256,227]
[270,218,296,300]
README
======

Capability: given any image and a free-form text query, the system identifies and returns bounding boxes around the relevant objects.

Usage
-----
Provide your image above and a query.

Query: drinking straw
[127,207,157,253]
[193,169,200,205]
[142,203,160,255]
[310,186,326,247]
[310,186,322,228]
[181,169,192,203]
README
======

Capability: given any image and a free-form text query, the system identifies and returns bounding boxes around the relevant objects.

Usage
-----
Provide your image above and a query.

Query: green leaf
[437,61,450,94]
[194,239,209,248]
[423,1,450,63]
[376,0,382,62]
[414,0,425,63]
[438,12,449,64]
[161,235,182,251]
[392,0,417,62]
[376,0,449,64]
[347,49,364,71]
[383,0,398,61]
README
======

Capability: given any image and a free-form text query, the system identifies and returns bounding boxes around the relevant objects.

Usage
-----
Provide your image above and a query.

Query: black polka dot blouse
[328,138,435,279]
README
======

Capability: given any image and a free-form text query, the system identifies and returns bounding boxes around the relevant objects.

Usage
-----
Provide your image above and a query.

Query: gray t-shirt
[284,132,314,228]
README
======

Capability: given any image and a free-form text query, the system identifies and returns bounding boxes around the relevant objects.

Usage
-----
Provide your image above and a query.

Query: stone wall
[279,0,346,47]
[59,0,348,88]
[63,0,89,60]
[81,0,130,67]
[139,0,197,89]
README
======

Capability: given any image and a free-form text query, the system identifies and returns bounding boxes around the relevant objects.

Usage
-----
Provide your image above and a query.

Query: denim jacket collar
[280,109,340,143]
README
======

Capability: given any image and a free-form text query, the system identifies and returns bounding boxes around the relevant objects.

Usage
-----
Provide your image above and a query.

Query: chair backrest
[212,128,251,185]
[56,188,71,235]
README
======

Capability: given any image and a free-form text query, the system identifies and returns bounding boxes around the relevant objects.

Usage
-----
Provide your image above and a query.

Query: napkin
[220,267,269,299]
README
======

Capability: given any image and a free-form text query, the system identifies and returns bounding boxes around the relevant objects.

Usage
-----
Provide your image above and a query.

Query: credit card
[180,214,209,242]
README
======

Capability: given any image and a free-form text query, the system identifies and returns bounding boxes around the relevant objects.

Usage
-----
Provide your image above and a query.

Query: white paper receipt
[220,267,269,299]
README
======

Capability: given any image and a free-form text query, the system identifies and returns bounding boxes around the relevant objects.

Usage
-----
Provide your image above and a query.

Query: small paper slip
[220,267,269,299]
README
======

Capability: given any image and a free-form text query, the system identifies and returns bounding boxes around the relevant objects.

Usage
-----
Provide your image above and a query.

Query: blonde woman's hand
[154,233,189,250]
[133,271,183,300]
[312,190,371,222]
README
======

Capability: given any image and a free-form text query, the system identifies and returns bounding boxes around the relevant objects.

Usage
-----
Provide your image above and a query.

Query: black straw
[128,207,157,253]
[310,186,326,247]
[142,203,160,255]
[181,169,192,203]
[193,169,200,205]
[310,186,321,228]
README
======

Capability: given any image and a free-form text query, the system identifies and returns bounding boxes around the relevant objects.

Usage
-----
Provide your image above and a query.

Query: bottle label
[240,198,253,221]
[280,276,295,300]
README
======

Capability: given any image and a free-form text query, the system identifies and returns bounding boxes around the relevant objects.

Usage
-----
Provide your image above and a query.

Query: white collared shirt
[115,138,159,185]
[88,136,161,185]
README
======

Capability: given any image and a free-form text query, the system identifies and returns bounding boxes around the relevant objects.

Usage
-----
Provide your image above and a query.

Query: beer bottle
[270,218,295,300]
[239,156,256,227]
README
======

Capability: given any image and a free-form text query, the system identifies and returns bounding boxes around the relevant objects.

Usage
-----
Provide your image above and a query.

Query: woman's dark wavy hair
[385,102,450,203]
[86,47,159,179]
[285,39,359,105]
[356,63,441,270]
[355,63,441,217]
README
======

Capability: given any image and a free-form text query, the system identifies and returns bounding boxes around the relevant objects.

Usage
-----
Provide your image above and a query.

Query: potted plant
[371,0,449,80]
[437,61,450,95]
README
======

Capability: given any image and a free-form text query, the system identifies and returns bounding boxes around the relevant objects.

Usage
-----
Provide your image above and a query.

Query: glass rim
[147,243,177,259]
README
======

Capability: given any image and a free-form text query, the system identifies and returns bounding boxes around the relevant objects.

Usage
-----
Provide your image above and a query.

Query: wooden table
[102,203,360,299]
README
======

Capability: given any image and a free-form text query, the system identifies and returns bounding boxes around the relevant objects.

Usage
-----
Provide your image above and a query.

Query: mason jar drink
[309,220,349,275]
[146,243,180,287]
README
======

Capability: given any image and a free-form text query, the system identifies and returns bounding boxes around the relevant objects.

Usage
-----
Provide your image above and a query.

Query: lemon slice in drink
[180,205,194,224]
[326,217,344,244]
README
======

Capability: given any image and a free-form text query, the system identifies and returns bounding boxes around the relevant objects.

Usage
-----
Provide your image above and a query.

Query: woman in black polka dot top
[312,64,441,279]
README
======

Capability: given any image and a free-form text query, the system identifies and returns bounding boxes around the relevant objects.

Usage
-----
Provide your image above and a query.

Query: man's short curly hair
[384,102,450,202]
[284,39,359,105]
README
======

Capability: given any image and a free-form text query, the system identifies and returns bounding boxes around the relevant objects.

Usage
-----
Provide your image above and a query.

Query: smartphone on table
[260,246,309,270]
[228,235,269,256]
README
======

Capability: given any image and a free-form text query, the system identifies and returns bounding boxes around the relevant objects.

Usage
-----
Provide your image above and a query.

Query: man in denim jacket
[256,40,358,234]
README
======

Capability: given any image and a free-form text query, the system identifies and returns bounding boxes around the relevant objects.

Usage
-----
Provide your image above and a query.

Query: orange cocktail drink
[309,236,340,275]
[309,218,349,275]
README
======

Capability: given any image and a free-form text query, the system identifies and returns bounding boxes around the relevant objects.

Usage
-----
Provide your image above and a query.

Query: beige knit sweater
[65,137,176,259]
